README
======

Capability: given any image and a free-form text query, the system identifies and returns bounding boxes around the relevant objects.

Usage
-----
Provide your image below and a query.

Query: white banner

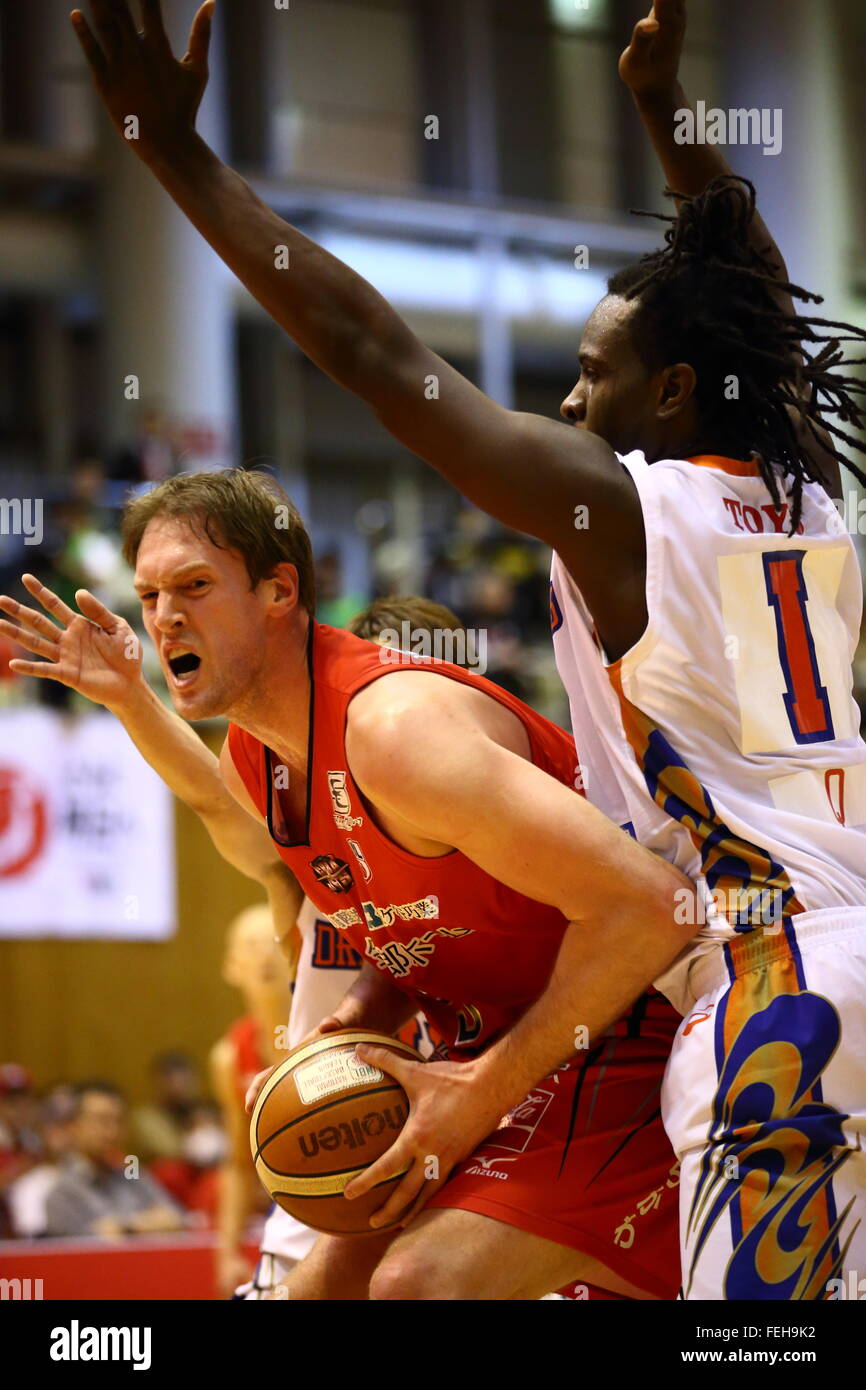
[0,708,175,939]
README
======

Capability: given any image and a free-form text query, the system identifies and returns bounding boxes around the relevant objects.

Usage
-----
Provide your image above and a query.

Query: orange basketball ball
[250,1029,422,1236]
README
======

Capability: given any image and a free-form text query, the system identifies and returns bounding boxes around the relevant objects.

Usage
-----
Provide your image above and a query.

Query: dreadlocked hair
[607,175,866,533]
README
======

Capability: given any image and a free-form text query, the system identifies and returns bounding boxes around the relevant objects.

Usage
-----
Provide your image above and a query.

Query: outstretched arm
[70,1,642,648]
[620,1,792,303]
[0,575,303,955]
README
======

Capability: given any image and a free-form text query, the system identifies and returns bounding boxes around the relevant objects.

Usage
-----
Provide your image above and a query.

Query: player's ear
[657,362,697,419]
[264,562,301,616]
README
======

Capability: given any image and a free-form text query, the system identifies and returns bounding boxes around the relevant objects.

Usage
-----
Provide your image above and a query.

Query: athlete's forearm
[146,134,413,399]
[633,83,793,299]
[470,903,687,1114]
[111,676,287,884]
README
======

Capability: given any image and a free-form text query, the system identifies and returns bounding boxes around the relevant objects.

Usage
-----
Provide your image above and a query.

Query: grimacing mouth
[167,652,201,678]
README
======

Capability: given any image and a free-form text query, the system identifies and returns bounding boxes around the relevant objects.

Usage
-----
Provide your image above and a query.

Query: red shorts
[426,992,682,1300]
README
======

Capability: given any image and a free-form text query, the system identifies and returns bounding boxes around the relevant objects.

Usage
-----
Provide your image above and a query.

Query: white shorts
[235,1208,319,1300]
[662,908,866,1301]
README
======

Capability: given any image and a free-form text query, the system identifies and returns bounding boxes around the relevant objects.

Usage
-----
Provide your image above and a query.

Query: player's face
[225,916,285,991]
[134,516,276,721]
[560,295,663,454]
[75,1093,125,1163]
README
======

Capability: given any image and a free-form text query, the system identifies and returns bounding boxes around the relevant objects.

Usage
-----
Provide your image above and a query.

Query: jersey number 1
[763,551,834,745]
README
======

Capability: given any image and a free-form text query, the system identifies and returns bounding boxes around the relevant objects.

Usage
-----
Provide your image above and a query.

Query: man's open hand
[71,0,214,163]
[618,0,686,103]
[0,574,143,712]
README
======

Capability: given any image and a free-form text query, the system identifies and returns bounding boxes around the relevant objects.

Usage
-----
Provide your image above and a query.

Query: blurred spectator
[315,550,366,629]
[7,1086,77,1238]
[147,1100,226,1227]
[108,405,177,485]
[44,1081,184,1239]
[210,903,294,1298]
[131,1051,201,1164]
[0,1065,43,1214]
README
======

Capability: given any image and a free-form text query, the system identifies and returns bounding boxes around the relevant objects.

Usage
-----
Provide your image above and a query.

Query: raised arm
[620,0,839,490]
[1,575,303,955]
[620,1,792,302]
[70,1,641,619]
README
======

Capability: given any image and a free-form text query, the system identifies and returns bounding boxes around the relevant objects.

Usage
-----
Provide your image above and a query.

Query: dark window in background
[0,3,38,142]
[0,298,39,455]
[224,0,422,188]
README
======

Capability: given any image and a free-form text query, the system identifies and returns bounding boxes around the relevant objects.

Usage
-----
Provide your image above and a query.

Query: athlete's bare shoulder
[346,668,530,774]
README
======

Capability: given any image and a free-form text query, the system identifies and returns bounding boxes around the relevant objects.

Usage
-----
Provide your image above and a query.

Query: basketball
[249,1030,423,1236]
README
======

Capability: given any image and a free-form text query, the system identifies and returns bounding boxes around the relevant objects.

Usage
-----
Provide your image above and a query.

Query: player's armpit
[348,682,692,932]
[219,733,267,824]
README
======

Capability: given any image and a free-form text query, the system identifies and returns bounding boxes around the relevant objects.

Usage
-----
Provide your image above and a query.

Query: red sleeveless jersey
[227,624,581,1058]
[227,1014,267,1104]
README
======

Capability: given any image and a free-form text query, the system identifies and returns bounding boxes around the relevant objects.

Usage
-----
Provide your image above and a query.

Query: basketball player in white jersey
[70,0,866,1299]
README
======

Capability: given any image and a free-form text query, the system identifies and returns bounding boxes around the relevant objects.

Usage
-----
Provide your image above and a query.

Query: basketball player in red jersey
[211,904,294,1297]
[6,462,694,1298]
[0,576,447,1297]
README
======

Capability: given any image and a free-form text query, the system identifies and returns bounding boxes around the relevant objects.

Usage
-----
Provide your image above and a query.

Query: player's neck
[227,613,312,763]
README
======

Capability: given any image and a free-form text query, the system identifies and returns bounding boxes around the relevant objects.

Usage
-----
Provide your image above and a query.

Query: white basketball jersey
[551,451,866,1005]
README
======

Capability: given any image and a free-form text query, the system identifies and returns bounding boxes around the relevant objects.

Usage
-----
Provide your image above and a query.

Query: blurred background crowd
[0,1055,229,1241]
[0,0,864,1288]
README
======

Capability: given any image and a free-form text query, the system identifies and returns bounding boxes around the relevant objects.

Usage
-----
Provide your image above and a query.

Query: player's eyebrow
[133,564,212,594]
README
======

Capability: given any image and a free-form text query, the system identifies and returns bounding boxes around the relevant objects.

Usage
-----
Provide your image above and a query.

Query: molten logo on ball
[297,1105,408,1158]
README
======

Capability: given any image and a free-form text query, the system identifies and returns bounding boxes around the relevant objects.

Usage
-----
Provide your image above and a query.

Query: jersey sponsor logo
[492,1086,555,1153]
[327,770,362,829]
[549,582,563,634]
[361,896,440,929]
[326,906,363,930]
[614,1162,681,1249]
[311,918,363,970]
[309,854,354,894]
[463,1152,519,1181]
[364,924,472,979]
[326,770,351,816]
[346,838,372,883]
